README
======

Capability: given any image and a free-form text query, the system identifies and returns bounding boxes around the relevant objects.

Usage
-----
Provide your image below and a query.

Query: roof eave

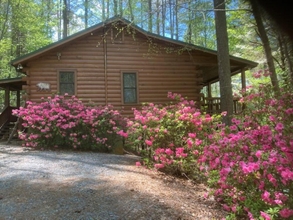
[10,16,123,66]
[11,16,258,70]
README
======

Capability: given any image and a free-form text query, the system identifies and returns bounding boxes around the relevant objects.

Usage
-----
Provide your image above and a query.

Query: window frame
[121,71,138,104]
[57,69,77,96]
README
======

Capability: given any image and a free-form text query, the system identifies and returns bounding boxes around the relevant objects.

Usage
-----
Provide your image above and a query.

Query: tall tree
[213,0,233,125]
[62,0,68,38]
[113,0,118,16]
[249,0,280,94]
[84,0,89,28]
[148,0,152,32]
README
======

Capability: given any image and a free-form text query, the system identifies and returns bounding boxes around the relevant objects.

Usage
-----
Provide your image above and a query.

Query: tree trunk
[280,34,293,82]
[148,0,152,32]
[156,0,160,34]
[162,0,165,36]
[0,0,10,41]
[249,0,280,94]
[106,0,109,19]
[169,0,173,38]
[113,0,118,16]
[187,0,192,43]
[62,0,68,38]
[119,0,123,16]
[213,0,233,125]
[84,0,88,28]
[128,0,134,21]
[102,0,105,20]
[175,0,178,40]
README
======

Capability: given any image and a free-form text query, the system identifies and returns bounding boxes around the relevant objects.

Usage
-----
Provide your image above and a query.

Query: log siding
[20,23,204,116]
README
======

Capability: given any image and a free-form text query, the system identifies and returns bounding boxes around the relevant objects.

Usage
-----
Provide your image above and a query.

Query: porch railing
[201,97,242,115]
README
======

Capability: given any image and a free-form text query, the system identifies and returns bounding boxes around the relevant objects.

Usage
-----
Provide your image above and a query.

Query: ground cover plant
[13,94,128,152]
[127,72,293,219]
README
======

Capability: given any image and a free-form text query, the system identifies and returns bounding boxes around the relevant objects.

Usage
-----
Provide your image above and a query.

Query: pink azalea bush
[126,92,220,179]
[200,73,293,219]
[13,94,127,151]
[127,72,293,219]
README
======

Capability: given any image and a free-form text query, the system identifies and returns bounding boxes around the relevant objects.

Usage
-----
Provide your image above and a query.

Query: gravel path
[0,144,226,220]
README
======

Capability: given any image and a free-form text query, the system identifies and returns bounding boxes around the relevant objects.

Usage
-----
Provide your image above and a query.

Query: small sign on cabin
[36,82,50,91]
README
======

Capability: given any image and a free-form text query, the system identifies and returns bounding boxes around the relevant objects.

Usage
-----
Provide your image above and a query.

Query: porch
[0,77,26,142]
[200,96,242,115]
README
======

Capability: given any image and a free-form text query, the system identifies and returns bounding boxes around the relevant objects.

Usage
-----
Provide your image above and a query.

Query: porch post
[5,88,10,107]
[17,90,21,107]
[207,82,212,98]
[241,69,246,111]
[241,68,246,90]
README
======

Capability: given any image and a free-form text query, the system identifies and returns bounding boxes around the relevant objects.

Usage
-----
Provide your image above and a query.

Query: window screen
[59,71,75,95]
[123,73,137,103]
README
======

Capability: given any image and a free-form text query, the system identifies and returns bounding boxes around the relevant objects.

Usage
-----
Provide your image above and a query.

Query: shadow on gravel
[0,146,226,219]
[0,177,185,220]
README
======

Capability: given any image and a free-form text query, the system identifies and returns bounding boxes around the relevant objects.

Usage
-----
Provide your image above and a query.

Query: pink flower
[275,123,284,132]
[221,111,227,116]
[222,204,230,211]
[269,115,275,122]
[195,139,202,146]
[279,208,293,218]
[274,199,282,205]
[231,205,237,213]
[261,191,272,203]
[188,133,196,138]
[252,72,262,78]
[165,148,174,155]
[145,140,153,146]
[255,150,262,159]
[247,211,255,220]
[135,161,141,166]
[154,163,164,169]
[260,211,271,220]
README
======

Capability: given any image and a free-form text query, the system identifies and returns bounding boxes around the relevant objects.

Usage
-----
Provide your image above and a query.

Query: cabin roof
[0,77,26,91]
[11,16,258,84]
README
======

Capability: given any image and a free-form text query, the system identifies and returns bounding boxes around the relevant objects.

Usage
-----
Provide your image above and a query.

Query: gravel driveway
[0,144,226,220]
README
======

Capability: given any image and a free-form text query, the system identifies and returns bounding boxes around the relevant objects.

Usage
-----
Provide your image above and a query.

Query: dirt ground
[0,144,226,220]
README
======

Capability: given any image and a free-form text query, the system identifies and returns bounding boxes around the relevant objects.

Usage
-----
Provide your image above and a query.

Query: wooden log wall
[22,23,204,117]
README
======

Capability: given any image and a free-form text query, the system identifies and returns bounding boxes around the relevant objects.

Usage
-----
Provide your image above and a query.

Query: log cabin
[0,16,257,140]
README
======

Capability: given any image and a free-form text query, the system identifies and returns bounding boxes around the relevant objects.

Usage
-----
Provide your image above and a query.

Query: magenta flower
[154,163,164,169]
[145,140,153,146]
[275,123,284,132]
[279,208,293,218]
[260,211,271,220]
[165,148,174,156]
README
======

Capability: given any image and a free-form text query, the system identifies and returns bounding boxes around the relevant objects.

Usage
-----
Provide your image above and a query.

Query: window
[59,71,75,95]
[123,72,137,103]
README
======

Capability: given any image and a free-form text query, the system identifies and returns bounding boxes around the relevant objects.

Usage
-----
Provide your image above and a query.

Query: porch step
[0,122,18,141]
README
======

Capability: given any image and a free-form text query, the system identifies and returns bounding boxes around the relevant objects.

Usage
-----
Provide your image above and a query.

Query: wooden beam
[5,88,10,107]
[17,90,21,107]
[241,68,246,90]
[208,82,212,99]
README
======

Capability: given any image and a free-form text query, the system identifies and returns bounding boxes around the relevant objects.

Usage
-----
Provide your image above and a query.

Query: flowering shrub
[13,94,127,151]
[128,72,293,219]
[126,92,220,179]
[199,71,293,219]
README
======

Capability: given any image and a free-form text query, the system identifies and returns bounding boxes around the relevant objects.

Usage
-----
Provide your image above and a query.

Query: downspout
[103,27,108,105]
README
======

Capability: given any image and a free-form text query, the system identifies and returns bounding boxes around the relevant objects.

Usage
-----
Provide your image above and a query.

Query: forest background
[0,0,292,108]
